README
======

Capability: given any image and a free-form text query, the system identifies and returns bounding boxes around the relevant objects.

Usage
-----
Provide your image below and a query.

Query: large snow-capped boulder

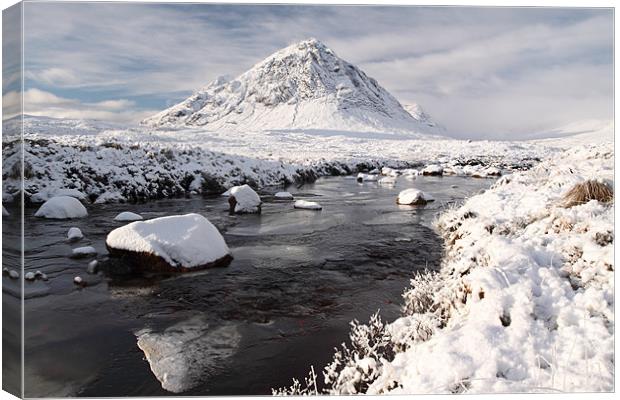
[34,196,88,219]
[114,211,143,222]
[228,185,261,214]
[397,189,434,205]
[106,213,232,272]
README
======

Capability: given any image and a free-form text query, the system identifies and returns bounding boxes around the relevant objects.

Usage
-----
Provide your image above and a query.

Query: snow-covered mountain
[142,39,441,136]
[402,103,442,129]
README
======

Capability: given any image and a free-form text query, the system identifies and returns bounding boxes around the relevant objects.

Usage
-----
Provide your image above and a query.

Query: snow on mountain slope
[142,39,441,136]
[532,119,613,147]
[402,103,441,129]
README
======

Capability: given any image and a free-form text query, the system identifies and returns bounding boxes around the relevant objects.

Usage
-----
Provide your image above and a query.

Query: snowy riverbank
[277,141,614,394]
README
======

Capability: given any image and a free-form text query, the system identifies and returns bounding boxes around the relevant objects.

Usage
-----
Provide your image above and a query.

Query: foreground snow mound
[114,211,143,222]
[34,196,88,219]
[294,200,322,210]
[106,213,231,271]
[397,189,433,205]
[142,39,440,137]
[228,184,261,214]
[136,316,241,393]
[278,143,614,394]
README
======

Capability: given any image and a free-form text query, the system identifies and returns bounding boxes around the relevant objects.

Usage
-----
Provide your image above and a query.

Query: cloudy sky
[8,3,615,139]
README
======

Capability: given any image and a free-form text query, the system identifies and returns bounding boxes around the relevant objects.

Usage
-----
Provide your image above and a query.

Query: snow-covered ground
[276,141,614,395]
[3,114,604,205]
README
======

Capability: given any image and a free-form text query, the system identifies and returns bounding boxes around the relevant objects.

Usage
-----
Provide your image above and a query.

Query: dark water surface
[3,175,490,397]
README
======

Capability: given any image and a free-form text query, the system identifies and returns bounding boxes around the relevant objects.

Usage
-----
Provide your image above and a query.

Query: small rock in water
[2,267,9,276]
[228,185,262,214]
[67,227,84,241]
[8,270,19,279]
[114,211,143,222]
[421,164,444,176]
[294,200,322,210]
[35,270,48,281]
[73,276,86,286]
[72,246,97,258]
[87,260,99,274]
[24,272,36,281]
[451,185,458,189]
[397,188,433,205]
[394,237,412,242]
[274,191,294,200]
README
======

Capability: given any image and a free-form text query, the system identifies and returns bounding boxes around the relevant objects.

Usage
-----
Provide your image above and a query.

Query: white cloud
[2,89,156,123]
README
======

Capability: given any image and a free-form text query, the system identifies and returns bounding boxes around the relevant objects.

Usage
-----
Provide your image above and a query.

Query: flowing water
[2,175,491,397]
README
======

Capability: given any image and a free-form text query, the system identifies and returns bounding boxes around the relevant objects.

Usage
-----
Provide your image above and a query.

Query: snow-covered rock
[34,196,88,219]
[35,270,47,281]
[357,173,379,182]
[294,200,322,210]
[94,191,126,204]
[114,211,143,222]
[24,272,36,281]
[31,188,87,203]
[396,188,434,205]
[274,191,294,200]
[73,276,85,286]
[136,316,241,393]
[421,164,443,176]
[228,184,261,214]
[106,213,231,272]
[67,227,83,241]
[8,270,19,279]
[142,39,442,137]
[87,260,99,274]
[381,167,400,177]
[72,246,97,258]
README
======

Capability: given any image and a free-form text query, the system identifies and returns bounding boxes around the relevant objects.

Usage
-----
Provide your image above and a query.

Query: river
[2,174,491,396]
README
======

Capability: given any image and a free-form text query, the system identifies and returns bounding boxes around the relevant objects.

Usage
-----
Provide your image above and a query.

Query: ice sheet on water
[136,316,241,393]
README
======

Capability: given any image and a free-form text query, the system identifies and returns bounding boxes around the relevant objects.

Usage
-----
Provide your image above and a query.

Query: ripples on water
[2,175,490,396]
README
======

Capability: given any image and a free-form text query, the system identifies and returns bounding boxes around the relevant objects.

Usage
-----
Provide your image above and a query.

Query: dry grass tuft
[562,180,613,208]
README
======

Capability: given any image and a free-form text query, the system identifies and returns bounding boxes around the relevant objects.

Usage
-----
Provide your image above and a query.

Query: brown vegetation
[562,180,613,208]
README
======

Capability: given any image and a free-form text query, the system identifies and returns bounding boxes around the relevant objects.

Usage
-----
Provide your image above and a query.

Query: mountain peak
[143,39,441,137]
